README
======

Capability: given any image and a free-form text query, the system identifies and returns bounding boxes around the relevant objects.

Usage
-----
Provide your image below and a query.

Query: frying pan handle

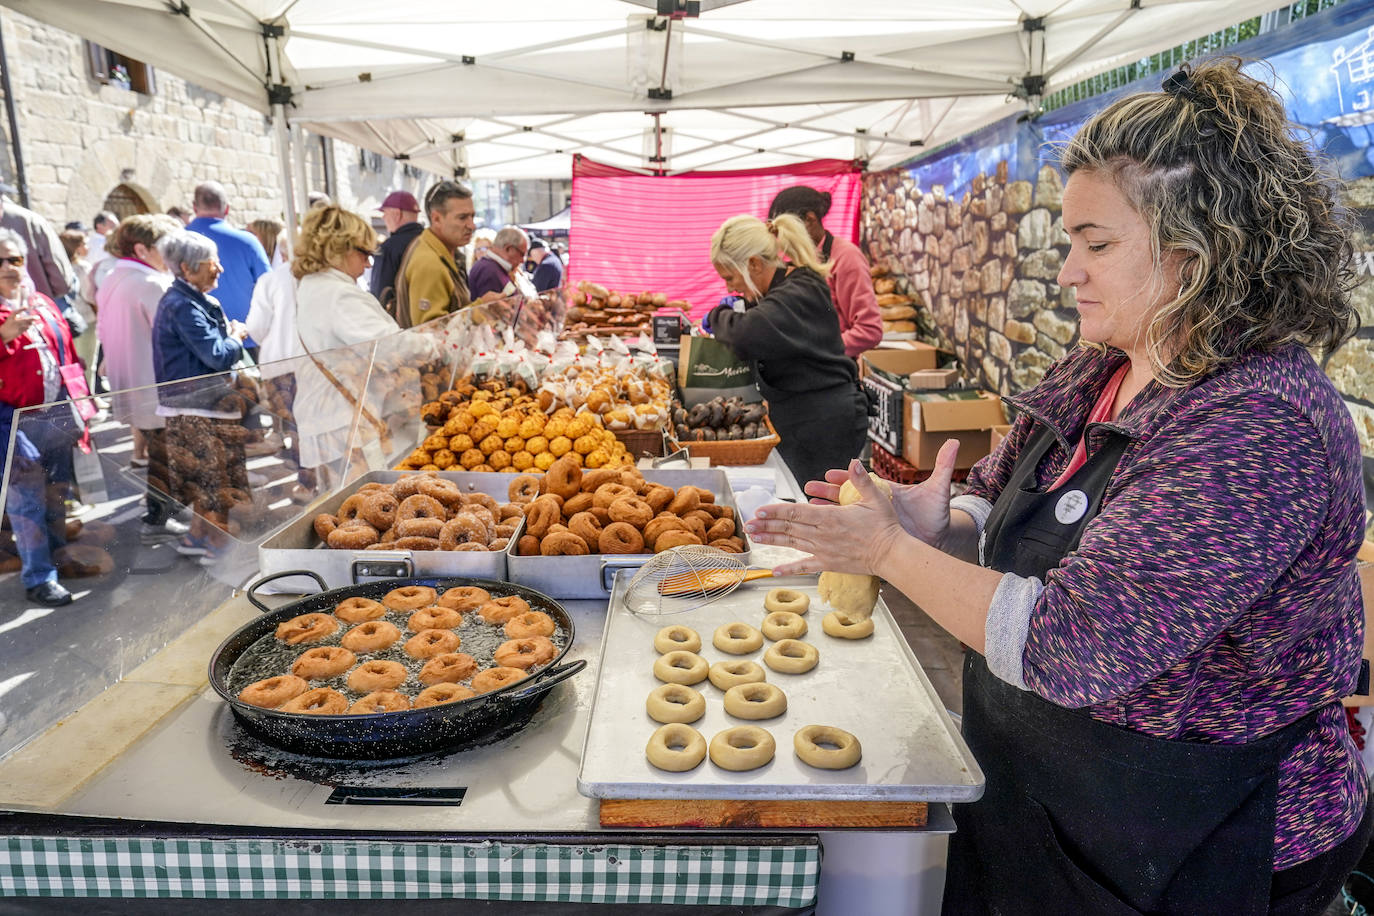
[503,659,587,702]
[245,569,327,613]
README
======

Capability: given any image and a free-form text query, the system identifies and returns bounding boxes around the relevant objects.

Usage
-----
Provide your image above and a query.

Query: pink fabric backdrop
[568,156,864,320]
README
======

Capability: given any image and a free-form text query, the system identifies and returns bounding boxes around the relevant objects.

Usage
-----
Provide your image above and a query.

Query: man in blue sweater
[186,181,269,349]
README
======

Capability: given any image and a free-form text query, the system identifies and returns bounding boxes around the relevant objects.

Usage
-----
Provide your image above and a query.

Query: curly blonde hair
[710,213,828,299]
[292,206,378,279]
[1060,58,1358,386]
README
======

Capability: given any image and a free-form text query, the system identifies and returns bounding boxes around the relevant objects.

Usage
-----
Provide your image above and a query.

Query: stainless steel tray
[506,468,749,600]
[577,574,984,802]
[257,470,520,591]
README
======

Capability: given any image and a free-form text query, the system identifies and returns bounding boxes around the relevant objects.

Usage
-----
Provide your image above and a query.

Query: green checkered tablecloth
[0,836,820,905]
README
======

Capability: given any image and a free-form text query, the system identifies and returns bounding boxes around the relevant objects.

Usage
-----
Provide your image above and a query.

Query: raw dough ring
[821,610,875,639]
[709,726,776,771]
[708,659,766,690]
[760,611,807,641]
[645,683,706,724]
[653,650,709,685]
[764,587,810,615]
[712,622,763,655]
[654,625,702,654]
[764,639,819,674]
[723,682,787,720]
[793,725,862,769]
[645,723,707,772]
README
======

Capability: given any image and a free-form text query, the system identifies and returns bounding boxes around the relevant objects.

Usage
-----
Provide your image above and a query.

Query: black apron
[943,422,1319,915]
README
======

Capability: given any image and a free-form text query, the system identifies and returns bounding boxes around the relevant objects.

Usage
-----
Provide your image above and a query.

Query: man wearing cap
[528,238,564,293]
[0,189,75,302]
[370,190,422,312]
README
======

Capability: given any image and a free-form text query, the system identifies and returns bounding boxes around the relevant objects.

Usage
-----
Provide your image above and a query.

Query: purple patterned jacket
[960,342,1367,869]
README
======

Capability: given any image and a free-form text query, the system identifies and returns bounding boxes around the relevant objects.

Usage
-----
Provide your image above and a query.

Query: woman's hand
[0,306,35,344]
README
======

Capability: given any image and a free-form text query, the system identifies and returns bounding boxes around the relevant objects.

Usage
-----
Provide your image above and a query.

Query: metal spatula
[624,545,771,616]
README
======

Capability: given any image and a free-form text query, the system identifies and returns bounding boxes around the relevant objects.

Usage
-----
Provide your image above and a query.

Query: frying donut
[761,611,807,641]
[764,588,810,615]
[508,473,542,503]
[653,650,709,686]
[524,496,562,538]
[821,611,875,639]
[505,611,556,639]
[360,492,400,530]
[408,605,464,631]
[404,628,463,659]
[645,723,707,772]
[607,497,653,529]
[347,659,408,692]
[598,522,645,554]
[708,659,766,691]
[708,726,775,771]
[419,652,479,685]
[414,683,476,707]
[793,725,862,769]
[440,514,489,550]
[653,625,701,654]
[279,687,348,715]
[438,586,490,612]
[348,690,411,714]
[334,596,386,623]
[712,622,763,655]
[543,455,582,499]
[275,613,338,645]
[567,511,602,551]
[478,598,530,626]
[238,675,308,709]
[723,682,787,720]
[396,494,446,523]
[540,531,589,556]
[763,639,819,674]
[494,636,557,669]
[383,585,438,611]
[341,620,401,652]
[396,517,445,540]
[471,665,527,693]
[292,646,357,680]
[654,530,703,552]
[327,523,380,549]
[646,683,706,724]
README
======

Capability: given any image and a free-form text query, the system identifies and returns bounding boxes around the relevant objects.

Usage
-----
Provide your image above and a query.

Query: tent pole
[290,123,310,216]
[273,104,298,261]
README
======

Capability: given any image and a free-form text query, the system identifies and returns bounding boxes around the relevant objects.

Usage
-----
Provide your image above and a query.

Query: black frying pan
[208,570,585,760]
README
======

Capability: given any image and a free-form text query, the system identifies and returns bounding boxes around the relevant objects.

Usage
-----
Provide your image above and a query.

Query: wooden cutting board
[599,798,927,828]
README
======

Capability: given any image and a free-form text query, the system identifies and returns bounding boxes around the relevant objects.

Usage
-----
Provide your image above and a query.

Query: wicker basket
[677,417,781,466]
[613,426,668,460]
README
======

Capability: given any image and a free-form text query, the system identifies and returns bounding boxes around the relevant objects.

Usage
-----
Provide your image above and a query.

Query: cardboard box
[908,368,960,390]
[860,345,941,386]
[1342,553,1374,707]
[989,423,1013,454]
[902,390,1006,470]
[860,345,954,455]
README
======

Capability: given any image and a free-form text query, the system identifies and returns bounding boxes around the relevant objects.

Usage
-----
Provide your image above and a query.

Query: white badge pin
[1054,489,1090,525]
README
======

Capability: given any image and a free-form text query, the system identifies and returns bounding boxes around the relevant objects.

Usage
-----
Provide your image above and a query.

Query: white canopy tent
[5,0,1291,195]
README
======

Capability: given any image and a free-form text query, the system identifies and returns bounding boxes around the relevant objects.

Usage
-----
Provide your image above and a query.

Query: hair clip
[764,219,778,236]
[1162,68,1198,102]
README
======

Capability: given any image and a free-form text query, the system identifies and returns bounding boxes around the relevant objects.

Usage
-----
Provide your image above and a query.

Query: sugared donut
[723,682,787,720]
[383,585,437,611]
[440,514,489,549]
[507,473,542,504]
[712,622,763,655]
[292,646,357,680]
[764,588,810,615]
[347,659,408,692]
[763,639,819,674]
[708,726,776,771]
[653,650,709,686]
[471,666,527,693]
[417,476,464,508]
[396,494,446,523]
[645,723,706,772]
[341,620,401,653]
[793,725,862,769]
[348,690,411,714]
[327,522,380,549]
[760,611,807,641]
[404,628,463,659]
[419,652,479,685]
[313,514,338,540]
[337,493,369,523]
[493,636,557,670]
[479,595,531,624]
[396,517,445,540]
[408,605,464,631]
[437,586,490,613]
[504,611,556,639]
[238,675,308,709]
[821,611,875,639]
[654,625,701,654]
[279,687,348,715]
[359,492,400,531]
[414,683,476,707]
[275,613,338,645]
[334,596,386,623]
[645,683,706,724]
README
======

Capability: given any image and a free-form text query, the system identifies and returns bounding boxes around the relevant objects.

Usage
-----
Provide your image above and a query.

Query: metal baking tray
[506,468,749,600]
[577,574,984,802]
[257,470,521,591]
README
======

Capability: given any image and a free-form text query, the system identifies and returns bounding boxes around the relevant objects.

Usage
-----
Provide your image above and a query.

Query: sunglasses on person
[0,255,24,267]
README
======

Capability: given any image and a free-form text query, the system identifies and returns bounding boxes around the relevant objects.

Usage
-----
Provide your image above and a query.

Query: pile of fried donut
[510,456,744,556]
[236,583,560,715]
[641,586,865,773]
[311,473,523,553]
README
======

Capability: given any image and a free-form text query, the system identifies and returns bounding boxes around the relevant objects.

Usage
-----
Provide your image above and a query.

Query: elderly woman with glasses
[151,229,250,561]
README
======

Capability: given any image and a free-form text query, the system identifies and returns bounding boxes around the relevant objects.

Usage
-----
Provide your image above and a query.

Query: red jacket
[825,234,883,357]
[0,290,80,408]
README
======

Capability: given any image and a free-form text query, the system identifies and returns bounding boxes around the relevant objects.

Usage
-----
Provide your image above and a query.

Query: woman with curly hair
[747,59,1369,913]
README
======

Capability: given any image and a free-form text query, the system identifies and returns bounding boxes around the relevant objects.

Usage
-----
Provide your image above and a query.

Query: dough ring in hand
[709,726,776,771]
[722,682,787,720]
[760,611,807,641]
[708,659,766,690]
[646,683,706,724]
[764,587,810,615]
[822,610,875,639]
[712,622,763,655]
[646,723,707,772]
[653,625,701,654]
[653,650,709,685]
[764,639,819,674]
[794,725,862,769]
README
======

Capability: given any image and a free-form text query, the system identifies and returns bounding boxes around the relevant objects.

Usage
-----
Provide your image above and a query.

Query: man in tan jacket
[394,181,476,328]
